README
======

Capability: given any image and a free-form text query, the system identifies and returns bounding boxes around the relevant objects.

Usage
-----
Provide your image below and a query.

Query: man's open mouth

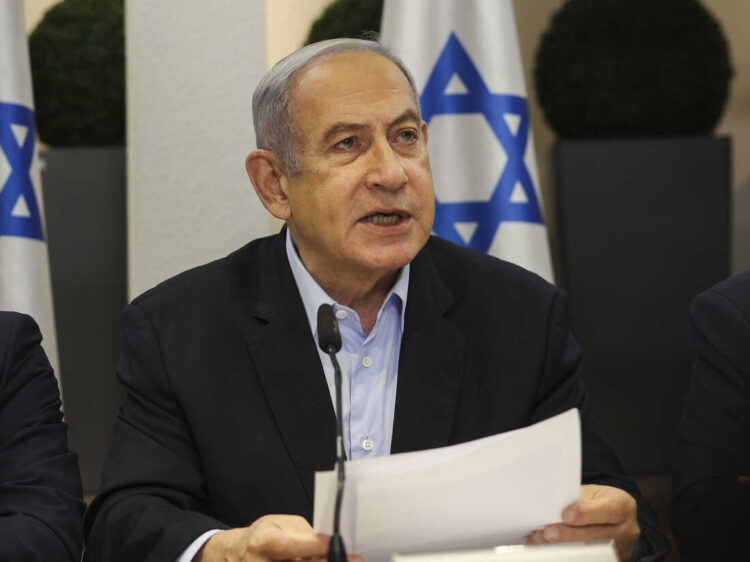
[362,212,407,226]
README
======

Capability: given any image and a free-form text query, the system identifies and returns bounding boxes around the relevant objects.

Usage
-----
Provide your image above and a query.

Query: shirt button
[335,309,347,319]
[362,438,374,451]
[362,356,373,368]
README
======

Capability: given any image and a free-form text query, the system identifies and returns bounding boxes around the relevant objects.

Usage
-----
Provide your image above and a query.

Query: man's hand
[196,514,361,562]
[526,484,640,561]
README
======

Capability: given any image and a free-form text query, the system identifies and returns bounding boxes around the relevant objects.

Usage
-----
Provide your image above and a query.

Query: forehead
[289,51,419,135]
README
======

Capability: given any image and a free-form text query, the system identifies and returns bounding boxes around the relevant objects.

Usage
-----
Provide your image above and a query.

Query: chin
[364,243,424,273]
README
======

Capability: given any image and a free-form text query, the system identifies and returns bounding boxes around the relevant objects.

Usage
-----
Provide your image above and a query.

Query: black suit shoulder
[132,234,279,311]
[698,268,750,308]
[688,269,750,386]
[422,236,560,330]
[424,235,564,344]
[425,235,555,295]
[127,234,290,347]
[671,271,750,560]
[0,312,84,561]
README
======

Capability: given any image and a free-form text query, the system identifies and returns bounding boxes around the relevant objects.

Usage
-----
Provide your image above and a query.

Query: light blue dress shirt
[285,229,409,460]
[178,231,409,561]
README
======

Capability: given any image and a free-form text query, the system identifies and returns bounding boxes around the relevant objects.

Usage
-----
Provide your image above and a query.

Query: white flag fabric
[0,1,60,381]
[381,0,554,282]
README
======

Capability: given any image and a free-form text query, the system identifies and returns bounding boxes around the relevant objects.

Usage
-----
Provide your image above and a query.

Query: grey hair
[252,38,421,175]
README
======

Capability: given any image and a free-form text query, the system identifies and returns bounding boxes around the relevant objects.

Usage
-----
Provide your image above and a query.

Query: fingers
[527,522,618,545]
[525,485,640,561]
[258,532,328,560]
[526,521,640,561]
[279,547,362,562]
[199,515,363,562]
[561,484,637,526]
[248,515,330,560]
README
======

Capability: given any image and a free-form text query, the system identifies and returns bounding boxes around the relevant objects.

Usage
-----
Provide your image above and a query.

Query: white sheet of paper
[314,409,581,562]
[391,541,618,562]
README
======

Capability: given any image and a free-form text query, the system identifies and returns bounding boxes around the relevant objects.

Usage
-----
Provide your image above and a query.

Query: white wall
[266,0,331,67]
[126,0,267,297]
[23,0,59,32]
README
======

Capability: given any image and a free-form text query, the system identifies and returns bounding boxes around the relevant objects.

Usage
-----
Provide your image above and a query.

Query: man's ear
[421,121,429,145]
[246,149,292,220]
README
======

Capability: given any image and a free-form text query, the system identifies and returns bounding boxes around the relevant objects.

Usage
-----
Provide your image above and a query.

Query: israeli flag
[0,1,61,382]
[381,0,554,282]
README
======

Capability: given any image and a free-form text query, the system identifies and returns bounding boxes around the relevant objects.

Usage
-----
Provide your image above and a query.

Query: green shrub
[534,0,733,138]
[29,0,125,146]
[306,0,383,44]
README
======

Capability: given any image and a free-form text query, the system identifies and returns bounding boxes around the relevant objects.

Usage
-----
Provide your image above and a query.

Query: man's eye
[398,130,417,143]
[335,137,356,150]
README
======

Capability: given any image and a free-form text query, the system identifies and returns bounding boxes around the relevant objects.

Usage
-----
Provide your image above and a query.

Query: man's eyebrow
[321,123,366,147]
[389,109,422,129]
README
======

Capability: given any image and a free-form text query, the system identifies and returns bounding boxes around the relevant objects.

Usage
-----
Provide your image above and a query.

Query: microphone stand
[325,345,347,562]
[317,303,347,562]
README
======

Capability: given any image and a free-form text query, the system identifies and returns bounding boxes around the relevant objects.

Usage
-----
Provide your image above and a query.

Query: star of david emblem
[420,33,543,252]
[0,102,44,240]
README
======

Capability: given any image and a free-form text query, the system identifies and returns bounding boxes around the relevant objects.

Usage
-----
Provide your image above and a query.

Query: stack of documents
[314,409,581,562]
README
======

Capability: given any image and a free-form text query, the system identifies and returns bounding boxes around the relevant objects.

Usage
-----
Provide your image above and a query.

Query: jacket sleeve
[83,304,229,562]
[0,312,85,561]
[530,290,669,561]
[671,287,750,561]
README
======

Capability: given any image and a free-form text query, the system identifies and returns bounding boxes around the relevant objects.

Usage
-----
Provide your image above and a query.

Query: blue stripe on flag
[0,101,44,241]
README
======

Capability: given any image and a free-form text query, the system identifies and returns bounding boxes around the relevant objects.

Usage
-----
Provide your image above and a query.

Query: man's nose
[363,140,408,191]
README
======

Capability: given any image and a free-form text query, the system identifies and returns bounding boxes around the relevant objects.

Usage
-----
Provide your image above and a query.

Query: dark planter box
[555,136,730,475]
[41,147,127,493]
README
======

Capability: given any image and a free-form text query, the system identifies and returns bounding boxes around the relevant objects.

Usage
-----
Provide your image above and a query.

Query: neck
[313,267,397,335]
[287,228,401,334]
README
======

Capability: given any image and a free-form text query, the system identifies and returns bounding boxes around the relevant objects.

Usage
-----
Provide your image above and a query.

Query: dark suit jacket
[671,271,750,560]
[0,312,84,561]
[84,232,663,561]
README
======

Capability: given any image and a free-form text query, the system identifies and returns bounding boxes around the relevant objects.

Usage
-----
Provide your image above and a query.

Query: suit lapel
[244,231,336,504]
[391,241,465,454]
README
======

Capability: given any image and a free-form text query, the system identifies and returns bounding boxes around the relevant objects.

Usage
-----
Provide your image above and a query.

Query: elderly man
[84,39,664,561]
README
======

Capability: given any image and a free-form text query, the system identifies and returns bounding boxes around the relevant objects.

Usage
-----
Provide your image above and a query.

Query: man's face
[283,51,435,284]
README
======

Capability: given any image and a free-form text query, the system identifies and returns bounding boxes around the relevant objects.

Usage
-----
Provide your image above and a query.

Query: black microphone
[317,303,342,354]
[317,304,347,562]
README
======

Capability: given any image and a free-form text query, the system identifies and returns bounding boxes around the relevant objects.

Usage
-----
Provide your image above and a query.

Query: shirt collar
[285,228,410,336]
